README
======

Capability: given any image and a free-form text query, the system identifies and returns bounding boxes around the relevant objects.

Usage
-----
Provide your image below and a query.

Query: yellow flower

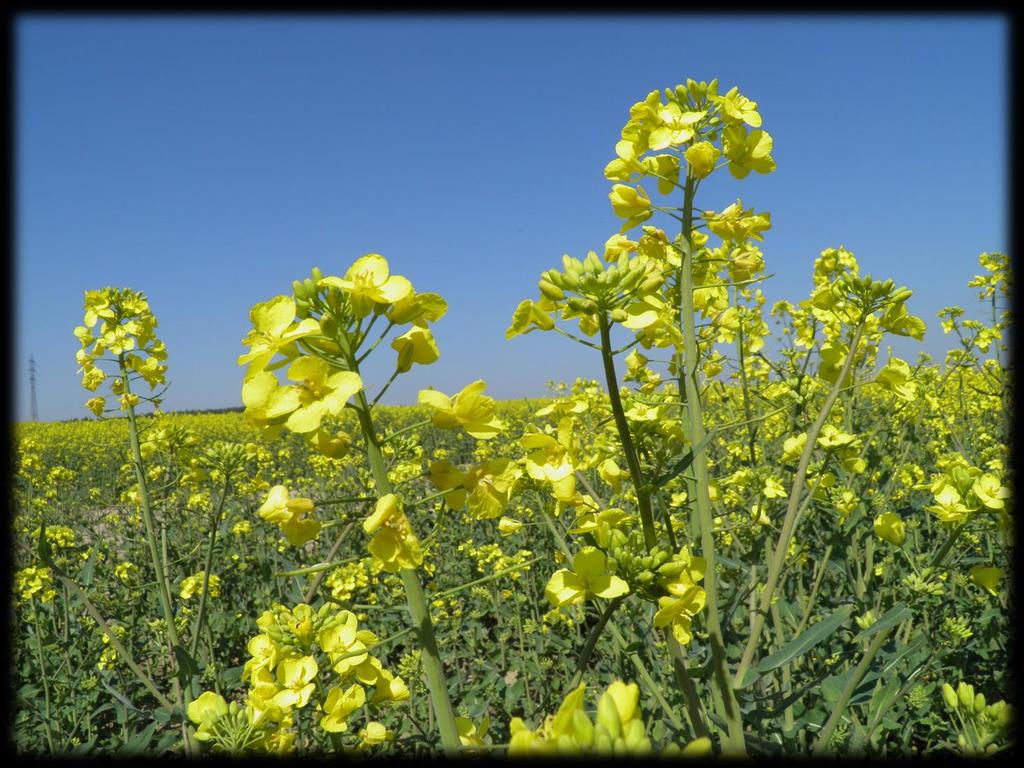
[608,185,653,233]
[969,566,1003,596]
[263,357,363,434]
[187,691,229,742]
[272,655,318,710]
[652,583,706,644]
[713,86,762,127]
[521,419,577,501]
[506,298,556,339]
[391,326,439,373]
[259,485,321,546]
[598,458,625,493]
[722,124,776,179]
[319,254,413,318]
[418,380,504,439]
[238,295,321,375]
[545,546,630,607]
[971,473,1010,510]
[456,715,490,748]
[684,141,720,179]
[364,494,423,572]
[358,721,389,749]
[498,516,524,536]
[14,566,56,604]
[320,684,366,733]
[873,513,906,546]
[875,357,917,401]
[243,634,281,682]
[648,102,704,149]
[180,572,220,600]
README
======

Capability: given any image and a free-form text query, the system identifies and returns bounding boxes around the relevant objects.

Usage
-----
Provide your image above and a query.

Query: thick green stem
[733,326,864,689]
[677,176,746,755]
[665,631,710,740]
[120,365,196,756]
[351,389,461,753]
[597,314,656,550]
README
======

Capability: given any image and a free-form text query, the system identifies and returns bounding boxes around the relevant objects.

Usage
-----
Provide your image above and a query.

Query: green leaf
[121,722,157,754]
[851,602,912,644]
[757,604,854,674]
[155,731,180,754]
[37,522,53,564]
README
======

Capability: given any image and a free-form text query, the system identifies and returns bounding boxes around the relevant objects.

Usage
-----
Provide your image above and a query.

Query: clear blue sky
[15,15,1007,423]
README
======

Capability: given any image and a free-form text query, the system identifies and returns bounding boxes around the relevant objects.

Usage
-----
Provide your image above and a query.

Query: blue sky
[15,15,1007,422]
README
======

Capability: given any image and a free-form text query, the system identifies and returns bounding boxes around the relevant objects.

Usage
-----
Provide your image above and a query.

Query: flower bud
[596,693,622,739]
[539,279,565,301]
[958,683,975,711]
[942,683,958,710]
[572,709,594,746]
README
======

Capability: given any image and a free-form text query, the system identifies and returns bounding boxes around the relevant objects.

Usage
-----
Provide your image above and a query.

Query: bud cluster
[941,681,1014,755]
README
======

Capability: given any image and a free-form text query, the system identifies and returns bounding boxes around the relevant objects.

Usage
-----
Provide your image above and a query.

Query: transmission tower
[29,355,38,422]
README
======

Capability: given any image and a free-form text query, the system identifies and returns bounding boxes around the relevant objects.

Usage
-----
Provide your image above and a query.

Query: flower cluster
[75,287,168,416]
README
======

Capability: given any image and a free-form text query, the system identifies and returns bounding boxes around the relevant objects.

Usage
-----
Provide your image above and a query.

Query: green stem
[597,313,656,550]
[929,520,969,570]
[665,630,711,740]
[811,628,890,754]
[302,522,356,604]
[677,175,745,755]
[351,388,461,753]
[570,596,624,687]
[119,364,196,756]
[190,478,230,660]
[30,602,57,753]
[430,557,545,600]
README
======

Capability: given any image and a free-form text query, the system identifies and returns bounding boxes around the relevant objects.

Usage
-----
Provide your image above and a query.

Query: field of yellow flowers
[11,79,1012,757]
